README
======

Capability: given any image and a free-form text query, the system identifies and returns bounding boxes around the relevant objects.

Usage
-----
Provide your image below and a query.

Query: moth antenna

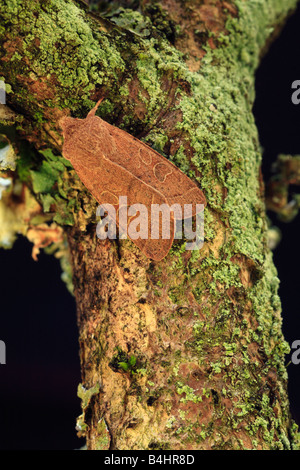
[88,98,104,117]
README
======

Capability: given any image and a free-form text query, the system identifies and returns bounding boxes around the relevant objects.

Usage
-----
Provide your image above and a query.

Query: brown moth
[59,100,206,261]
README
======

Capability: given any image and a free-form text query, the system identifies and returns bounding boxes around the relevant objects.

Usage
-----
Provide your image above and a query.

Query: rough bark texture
[1,0,300,450]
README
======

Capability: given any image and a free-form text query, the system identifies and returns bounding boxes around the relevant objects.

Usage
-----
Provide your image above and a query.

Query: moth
[60,100,206,261]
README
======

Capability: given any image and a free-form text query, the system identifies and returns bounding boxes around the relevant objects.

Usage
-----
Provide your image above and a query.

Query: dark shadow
[0,236,84,449]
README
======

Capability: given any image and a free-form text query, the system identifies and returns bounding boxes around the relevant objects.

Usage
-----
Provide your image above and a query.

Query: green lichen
[96,418,110,450]
[176,382,202,404]
[78,382,100,410]
[0,141,17,170]
[30,148,76,226]
[77,382,100,437]
[0,0,126,116]
[106,7,152,37]
[166,416,176,429]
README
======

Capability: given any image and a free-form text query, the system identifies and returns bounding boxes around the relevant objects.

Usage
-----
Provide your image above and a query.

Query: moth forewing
[60,101,206,260]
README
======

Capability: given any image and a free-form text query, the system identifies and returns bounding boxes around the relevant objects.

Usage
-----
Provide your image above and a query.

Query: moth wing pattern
[60,126,175,260]
[110,125,206,219]
[60,100,206,261]
[87,111,206,220]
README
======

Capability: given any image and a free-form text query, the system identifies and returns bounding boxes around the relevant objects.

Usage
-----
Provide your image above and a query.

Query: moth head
[59,116,78,138]
[59,116,90,162]
[59,100,115,162]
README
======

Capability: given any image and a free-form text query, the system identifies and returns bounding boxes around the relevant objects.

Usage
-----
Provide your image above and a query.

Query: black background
[1,5,300,450]
[0,239,84,450]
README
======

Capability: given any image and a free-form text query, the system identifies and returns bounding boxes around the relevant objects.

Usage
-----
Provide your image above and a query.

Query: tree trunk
[0,0,299,450]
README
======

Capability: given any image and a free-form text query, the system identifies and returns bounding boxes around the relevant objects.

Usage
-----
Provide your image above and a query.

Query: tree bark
[0,0,299,450]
